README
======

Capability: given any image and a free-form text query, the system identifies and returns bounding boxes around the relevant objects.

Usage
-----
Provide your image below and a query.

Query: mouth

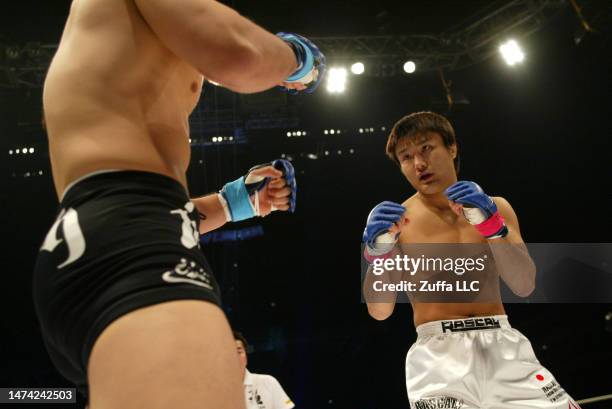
[419,172,434,182]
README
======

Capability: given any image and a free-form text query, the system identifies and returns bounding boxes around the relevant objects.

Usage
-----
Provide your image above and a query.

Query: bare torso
[399,194,506,327]
[43,0,204,198]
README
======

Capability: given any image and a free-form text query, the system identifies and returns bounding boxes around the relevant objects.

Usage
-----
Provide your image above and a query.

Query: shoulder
[402,193,419,208]
[492,196,521,229]
[251,372,280,386]
[492,196,514,216]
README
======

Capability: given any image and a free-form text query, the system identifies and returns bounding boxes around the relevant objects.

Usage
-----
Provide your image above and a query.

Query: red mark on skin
[536,374,544,381]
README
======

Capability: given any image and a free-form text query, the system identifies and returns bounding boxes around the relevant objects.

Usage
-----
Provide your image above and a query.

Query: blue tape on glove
[220,177,255,222]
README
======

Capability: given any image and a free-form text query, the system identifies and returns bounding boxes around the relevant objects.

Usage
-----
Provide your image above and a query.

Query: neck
[417,191,451,210]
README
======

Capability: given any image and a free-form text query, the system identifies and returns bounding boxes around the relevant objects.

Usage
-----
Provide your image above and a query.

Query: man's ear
[450,144,457,159]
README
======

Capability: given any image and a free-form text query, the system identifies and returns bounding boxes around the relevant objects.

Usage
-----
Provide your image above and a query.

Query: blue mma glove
[219,159,297,222]
[444,181,508,239]
[276,32,326,94]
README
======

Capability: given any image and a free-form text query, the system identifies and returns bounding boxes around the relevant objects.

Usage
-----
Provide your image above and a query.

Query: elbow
[513,283,535,298]
[514,269,536,298]
[367,304,393,321]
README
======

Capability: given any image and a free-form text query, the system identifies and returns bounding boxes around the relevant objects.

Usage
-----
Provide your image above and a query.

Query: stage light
[359,128,363,133]
[330,129,335,135]
[326,67,347,93]
[324,130,329,135]
[9,150,13,155]
[499,40,524,66]
[403,61,416,74]
[307,153,318,160]
[351,62,365,75]
[296,131,302,136]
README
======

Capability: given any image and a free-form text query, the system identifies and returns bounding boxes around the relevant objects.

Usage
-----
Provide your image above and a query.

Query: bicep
[134,0,251,74]
[494,196,525,242]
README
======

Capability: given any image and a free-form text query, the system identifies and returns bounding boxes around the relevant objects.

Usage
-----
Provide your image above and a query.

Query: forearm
[488,230,536,297]
[363,258,398,320]
[191,194,228,234]
[211,16,298,93]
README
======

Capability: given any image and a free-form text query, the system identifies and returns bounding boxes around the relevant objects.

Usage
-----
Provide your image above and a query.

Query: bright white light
[29,147,35,153]
[286,132,291,137]
[326,67,347,93]
[324,150,330,156]
[9,150,13,155]
[307,153,318,160]
[337,130,341,134]
[22,147,28,154]
[303,131,307,136]
[499,40,524,66]
[281,153,286,158]
[351,62,365,75]
[212,137,218,142]
[369,128,374,132]
[381,126,386,131]
[229,136,233,141]
[359,128,363,133]
[349,148,355,154]
[337,150,342,155]
[330,129,335,135]
[324,130,329,135]
[15,149,20,154]
[403,61,416,74]
[39,170,43,175]
[296,131,302,136]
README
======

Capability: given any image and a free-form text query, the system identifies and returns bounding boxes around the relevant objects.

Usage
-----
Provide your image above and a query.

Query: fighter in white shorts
[362,111,581,409]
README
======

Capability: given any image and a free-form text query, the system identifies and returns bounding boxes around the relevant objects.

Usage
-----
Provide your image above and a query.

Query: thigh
[484,330,580,409]
[406,336,482,409]
[87,300,244,409]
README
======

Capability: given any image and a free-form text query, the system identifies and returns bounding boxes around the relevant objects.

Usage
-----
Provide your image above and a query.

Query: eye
[402,153,412,161]
[422,145,432,152]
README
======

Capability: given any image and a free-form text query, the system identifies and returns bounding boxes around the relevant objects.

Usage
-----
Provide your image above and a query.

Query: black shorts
[33,170,221,396]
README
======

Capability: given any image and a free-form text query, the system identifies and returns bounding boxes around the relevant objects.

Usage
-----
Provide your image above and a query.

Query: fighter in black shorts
[35,0,324,407]
[34,162,296,396]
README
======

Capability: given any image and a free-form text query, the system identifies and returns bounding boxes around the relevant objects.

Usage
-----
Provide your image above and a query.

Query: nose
[413,154,427,171]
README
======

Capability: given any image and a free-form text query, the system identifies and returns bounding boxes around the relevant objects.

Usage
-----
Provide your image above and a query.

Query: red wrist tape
[363,246,393,264]
[475,211,506,238]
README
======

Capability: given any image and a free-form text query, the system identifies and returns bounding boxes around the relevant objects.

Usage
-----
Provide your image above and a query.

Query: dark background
[1,1,611,408]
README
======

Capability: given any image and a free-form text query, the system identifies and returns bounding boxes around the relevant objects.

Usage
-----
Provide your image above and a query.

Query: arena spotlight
[351,62,365,75]
[326,67,347,93]
[403,61,416,74]
[499,40,524,66]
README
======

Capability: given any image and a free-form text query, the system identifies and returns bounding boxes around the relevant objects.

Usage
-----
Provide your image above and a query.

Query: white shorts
[405,315,581,409]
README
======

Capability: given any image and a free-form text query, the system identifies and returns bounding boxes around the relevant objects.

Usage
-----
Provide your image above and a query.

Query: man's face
[236,340,248,372]
[395,131,457,194]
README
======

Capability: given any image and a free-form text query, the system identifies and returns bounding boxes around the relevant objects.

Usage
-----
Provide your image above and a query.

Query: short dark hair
[233,331,249,352]
[386,111,460,174]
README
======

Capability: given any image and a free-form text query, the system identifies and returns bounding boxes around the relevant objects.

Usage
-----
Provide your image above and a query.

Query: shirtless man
[32,1,324,408]
[362,112,581,408]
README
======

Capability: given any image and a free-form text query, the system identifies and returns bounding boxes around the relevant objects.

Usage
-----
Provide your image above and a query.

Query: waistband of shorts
[416,315,510,337]
[60,169,189,205]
